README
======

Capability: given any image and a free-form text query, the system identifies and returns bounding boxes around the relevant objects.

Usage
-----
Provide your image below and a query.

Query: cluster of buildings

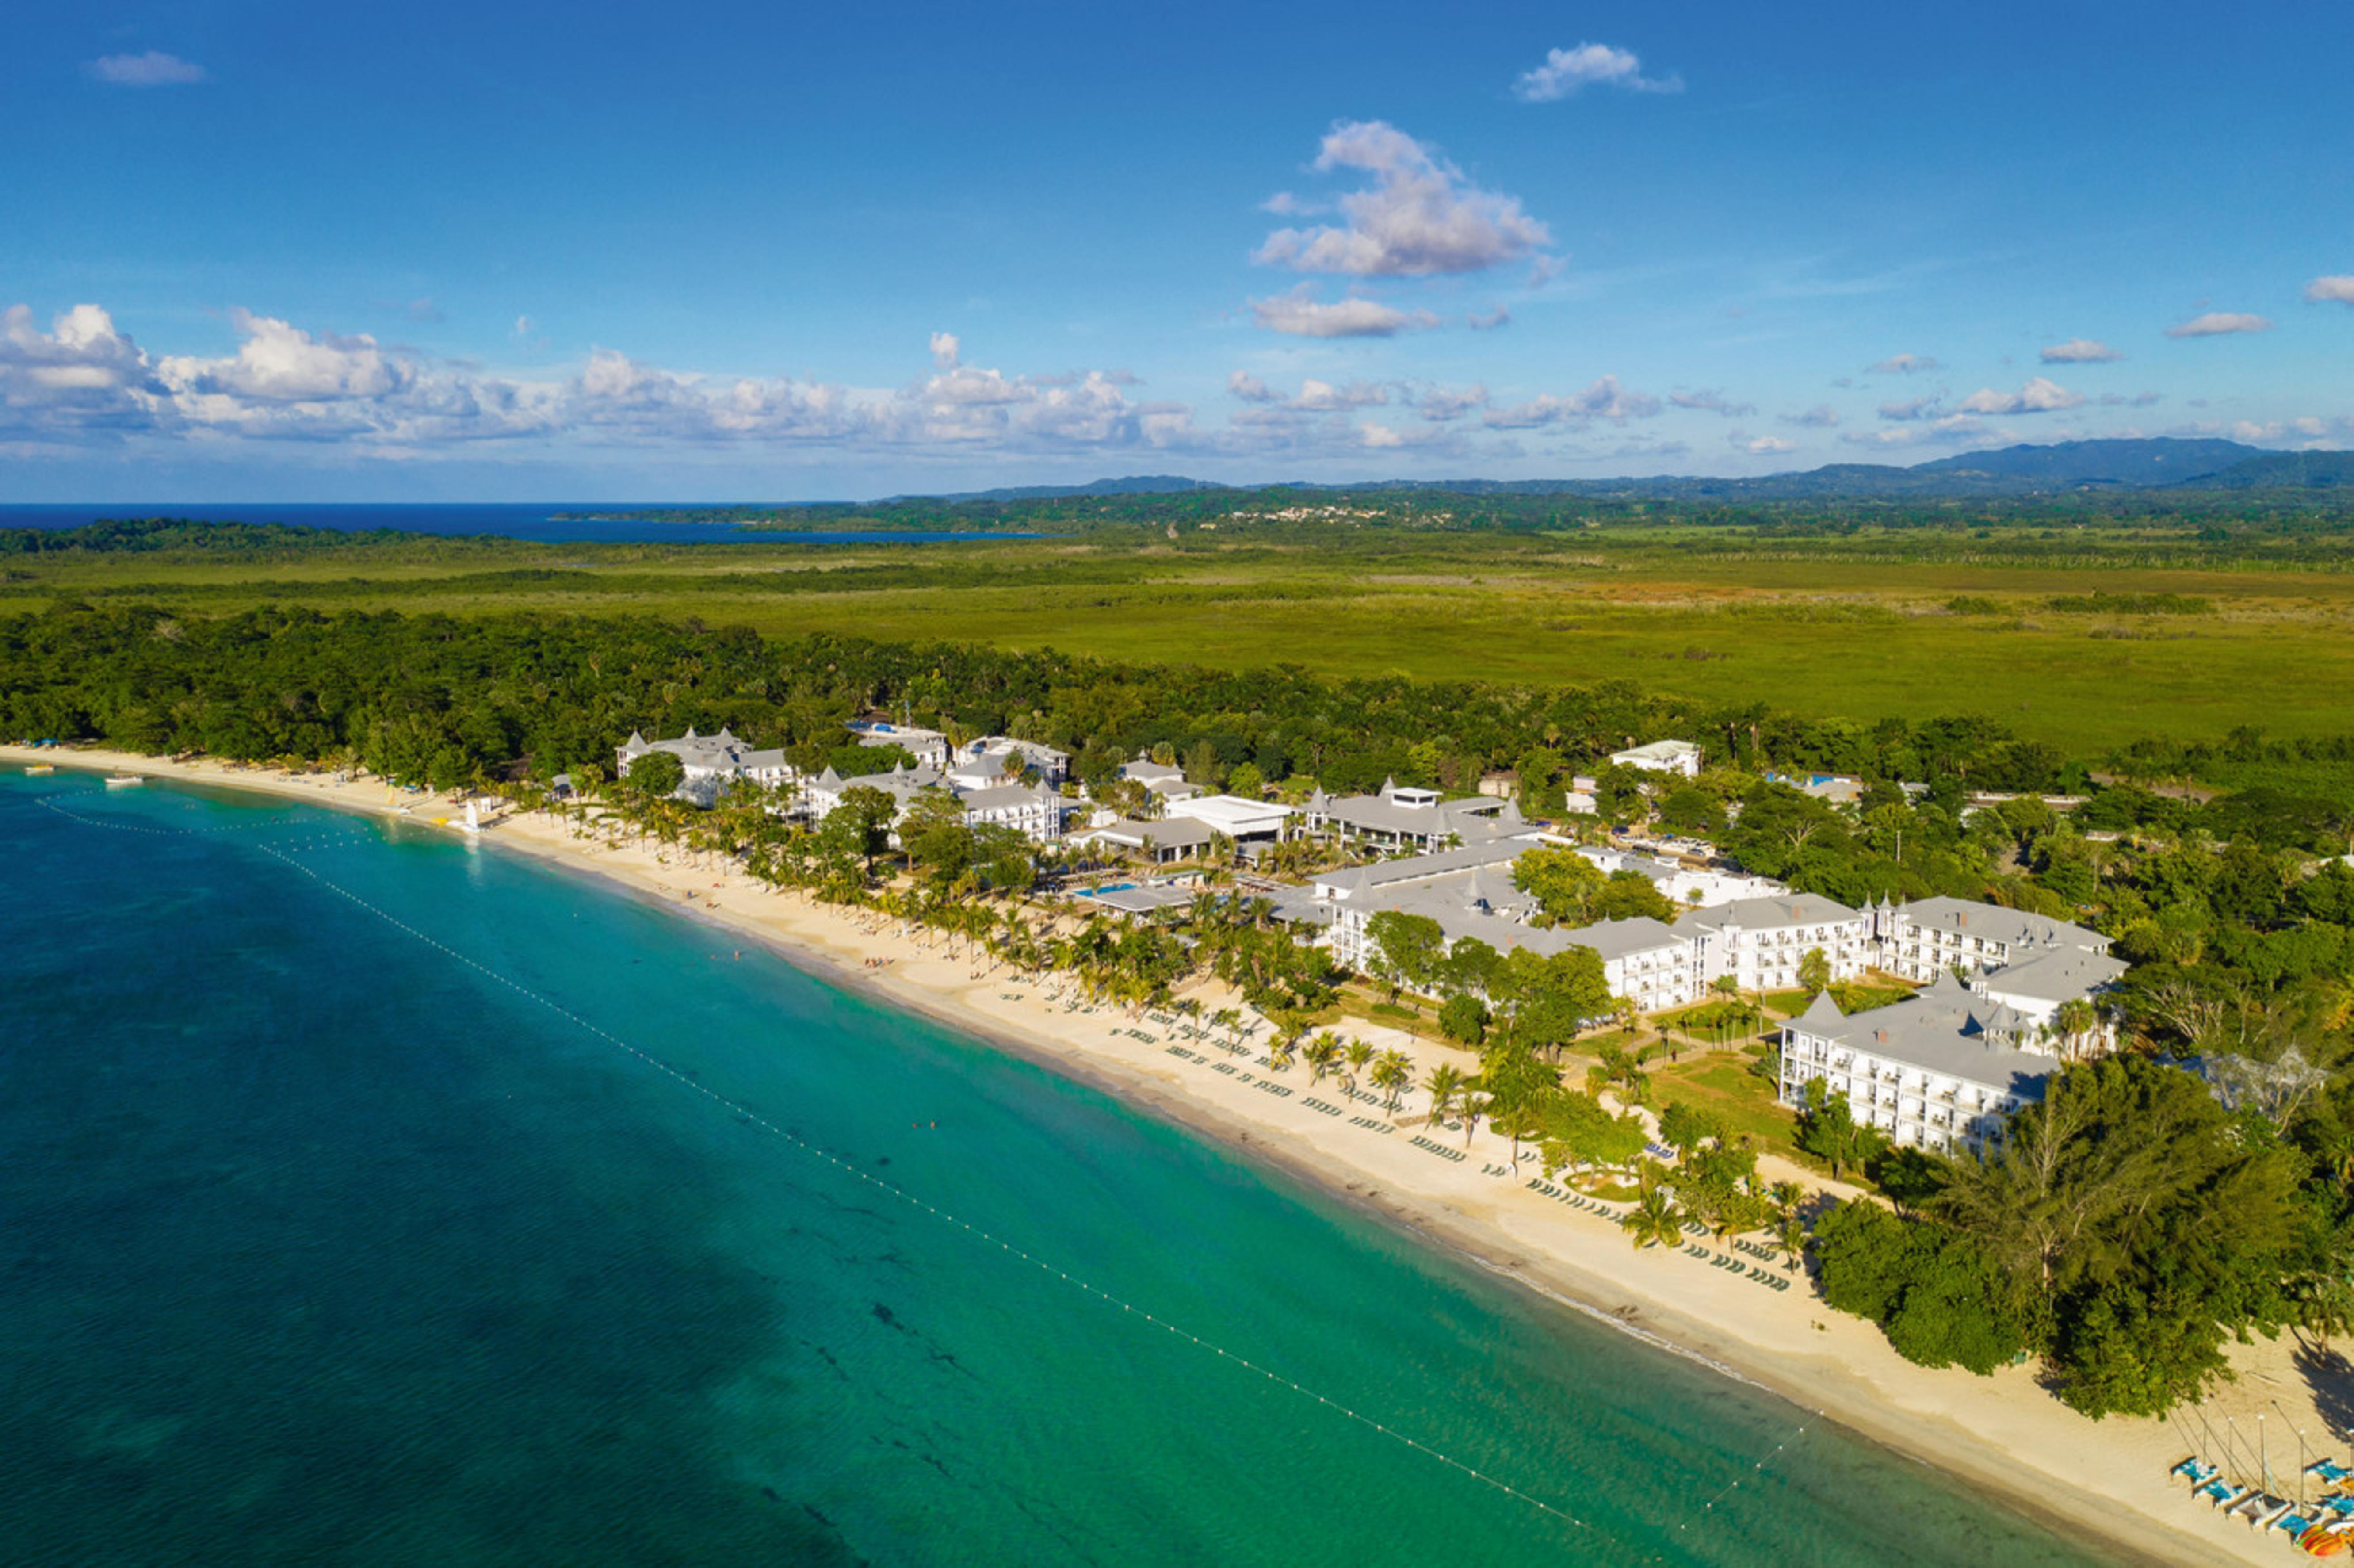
[619,722,1072,843]
[1284,781,2123,1155]
[615,726,2121,1154]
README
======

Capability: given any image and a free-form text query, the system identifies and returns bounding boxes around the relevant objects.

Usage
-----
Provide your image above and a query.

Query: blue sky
[6,0,2351,500]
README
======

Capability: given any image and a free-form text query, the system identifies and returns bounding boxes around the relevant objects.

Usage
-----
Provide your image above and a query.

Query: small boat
[103,774,144,788]
[23,764,54,775]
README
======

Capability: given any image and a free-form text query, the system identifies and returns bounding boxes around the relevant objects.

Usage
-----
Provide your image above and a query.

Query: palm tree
[1342,1037,1375,1096]
[1457,1089,1490,1149]
[1211,1006,1244,1054]
[1267,1033,1298,1072]
[1423,1062,1465,1128]
[2054,998,2098,1062]
[1620,1184,1685,1250]
[1372,1049,1412,1116]
[1303,1031,1341,1086]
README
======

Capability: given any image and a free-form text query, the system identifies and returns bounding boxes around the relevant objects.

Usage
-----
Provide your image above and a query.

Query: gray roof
[1564,914,1685,964]
[1316,838,1531,898]
[1093,816,1216,851]
[1979,945,2128,1004]
[618,726,788,775]
[1676,893,1861,935]
[834,763,948,802]
[1309,789,1518,843]
[1896,896,2108,953]
[1784,971,2058,1100]
[956,781,1058,814]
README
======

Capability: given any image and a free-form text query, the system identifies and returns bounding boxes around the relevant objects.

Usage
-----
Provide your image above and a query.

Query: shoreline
[8,745,2309,1566]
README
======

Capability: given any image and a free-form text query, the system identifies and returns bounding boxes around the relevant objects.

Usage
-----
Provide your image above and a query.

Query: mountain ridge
[881,439,2353,505]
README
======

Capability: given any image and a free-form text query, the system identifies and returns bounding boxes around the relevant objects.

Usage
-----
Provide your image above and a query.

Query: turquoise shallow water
[0,772,2117,1567]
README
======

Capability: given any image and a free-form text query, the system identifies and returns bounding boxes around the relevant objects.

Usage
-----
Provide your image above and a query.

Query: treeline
[2,518,393,555]
[0,601,2101,795]
[1808,1055,2354,1420]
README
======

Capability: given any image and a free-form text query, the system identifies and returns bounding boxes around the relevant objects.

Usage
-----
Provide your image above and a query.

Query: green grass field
[1646,1049,1805,1159]
[13,523,2354,749]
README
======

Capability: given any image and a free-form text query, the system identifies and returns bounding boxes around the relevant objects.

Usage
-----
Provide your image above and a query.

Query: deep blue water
[0,770,2117,1566]
[0,504,1032,546]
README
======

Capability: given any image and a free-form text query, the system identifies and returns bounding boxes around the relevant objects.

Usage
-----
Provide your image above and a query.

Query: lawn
[1646,1048,1803,1158]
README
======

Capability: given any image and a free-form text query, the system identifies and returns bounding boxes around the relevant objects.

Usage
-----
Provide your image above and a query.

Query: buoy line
[39,790,1597,1538]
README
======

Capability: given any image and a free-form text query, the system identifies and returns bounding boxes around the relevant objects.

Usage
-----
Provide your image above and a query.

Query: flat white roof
[1176,794,1294,833]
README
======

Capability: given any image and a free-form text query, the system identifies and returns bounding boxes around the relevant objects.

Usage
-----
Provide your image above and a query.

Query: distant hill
[2187,450,2354,490]
[1911,438,2261,488]
[692,439,2354,514]
[884,474,1226,503]
[957,440,2346,505]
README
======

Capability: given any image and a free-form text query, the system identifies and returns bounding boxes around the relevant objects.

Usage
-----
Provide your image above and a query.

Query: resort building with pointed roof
[801,758,1065,844]
[1299,779,1523,853]
[1776,971,2099,1156]
[1674,893,1871,992]
[615,727,795,806]
[1862,895,2112,985]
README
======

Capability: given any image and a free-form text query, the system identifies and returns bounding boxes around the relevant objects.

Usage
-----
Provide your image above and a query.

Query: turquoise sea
[0,771,2116,1567]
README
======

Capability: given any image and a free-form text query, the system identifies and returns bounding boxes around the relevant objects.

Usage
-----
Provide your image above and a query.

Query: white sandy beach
[13,742,2338,1567]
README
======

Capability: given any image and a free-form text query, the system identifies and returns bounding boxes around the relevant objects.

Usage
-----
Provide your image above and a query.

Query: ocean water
[0,771,2116,1567]
[0,503,1035,546]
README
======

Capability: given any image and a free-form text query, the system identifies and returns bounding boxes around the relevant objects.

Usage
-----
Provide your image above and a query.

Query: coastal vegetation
[13,510,2354,1423]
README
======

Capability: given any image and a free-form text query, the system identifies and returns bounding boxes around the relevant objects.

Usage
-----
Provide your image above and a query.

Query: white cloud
[88,51,207,86]
[1467,307,1511,330]
[1291,378,1388,412]
[1483,375,1660,429]
[1670,388,1755,417]
[2040,337,2122,363]
[1865,353,1941,375]
[1838,413,1997,450]
[2228,417,2335,445]
[1953,376,2083,414]
[512,315,535,339]
[929,331,960,370]
[0,303,1565,467]
[2166,311,2271,338]
[0,304,166,437]
[2096,391,2165,408]
[1779,404,1841,428]
[1732,433,1796,455]
[159,311,409,403]
[1254,120,1552,278]
[2305,276,2354,306]
[1414,384,1489,422]
[404,298,445,324]
[1512,43,1682,101]
[1878,397,1937,421]
[1248,288,1440,337]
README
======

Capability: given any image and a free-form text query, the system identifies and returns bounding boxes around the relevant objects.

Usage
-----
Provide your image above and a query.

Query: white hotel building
[1777,972,2068,1157]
